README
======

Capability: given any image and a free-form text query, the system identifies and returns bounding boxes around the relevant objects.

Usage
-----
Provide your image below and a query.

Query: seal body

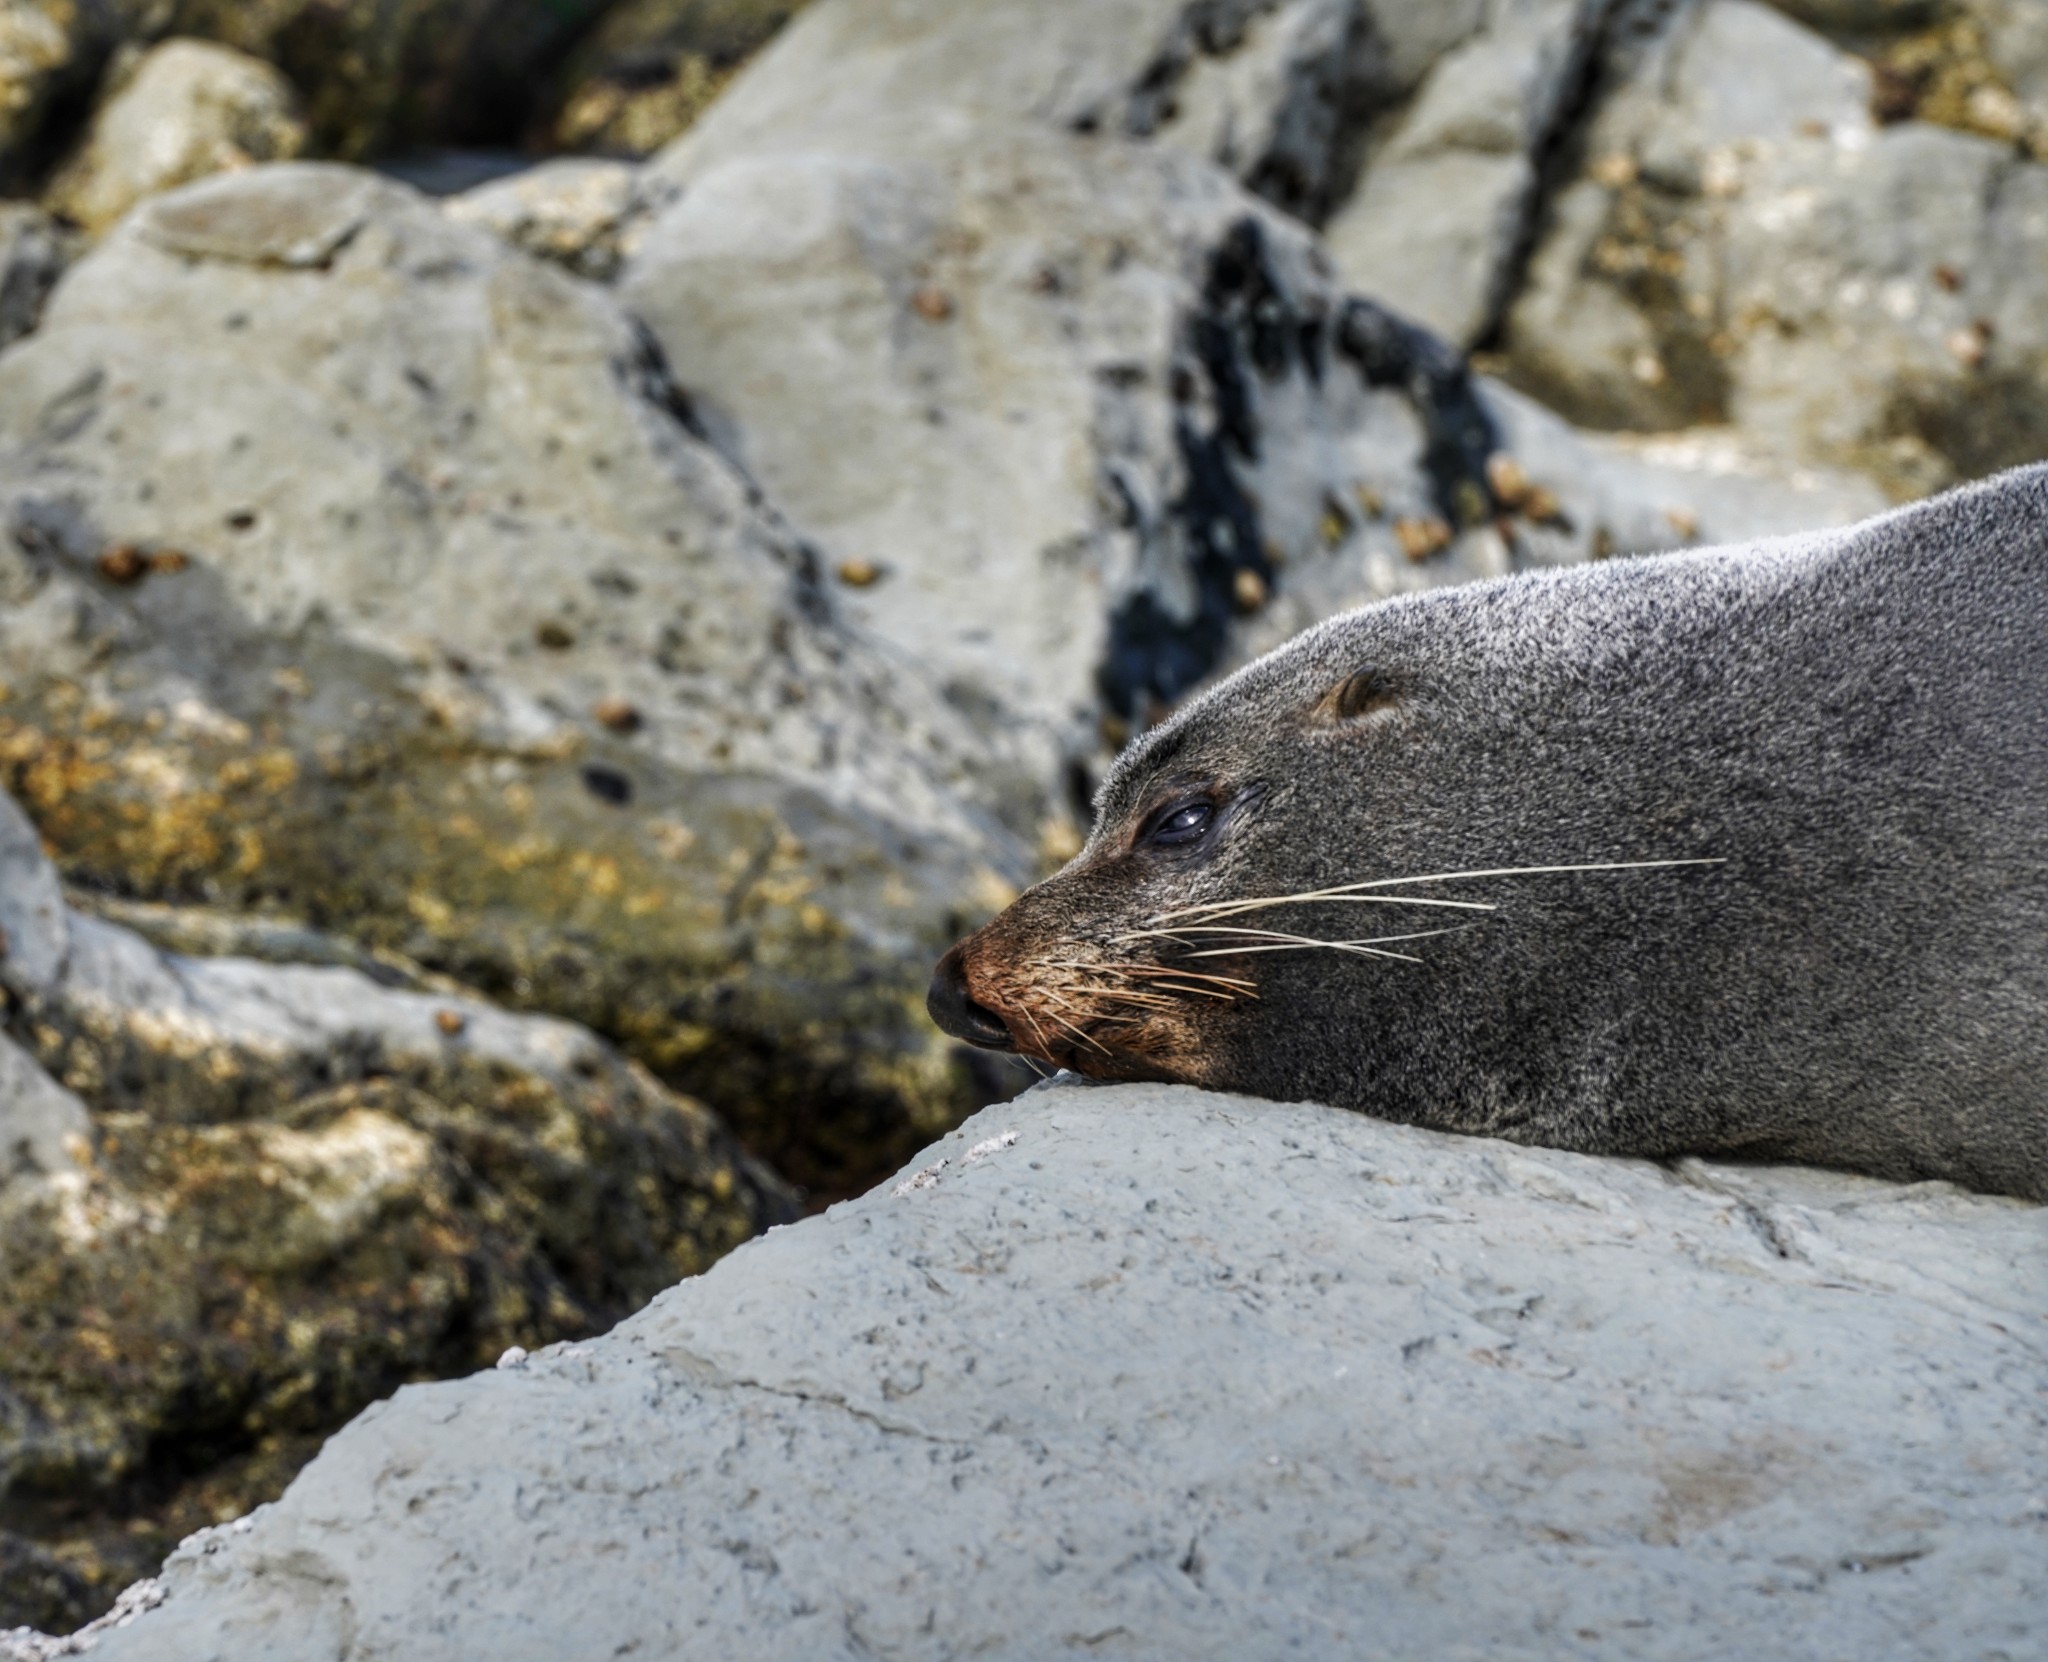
[930,465,2048,1200]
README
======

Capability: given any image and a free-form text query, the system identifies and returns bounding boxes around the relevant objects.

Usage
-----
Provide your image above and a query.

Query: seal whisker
[1061,985,1184,1011]
[1187,943,1428,962]
[1067,961,1261,992]
[1047,1012,1111,1055]
[1154,858,1723,925]
[1149,894,1501,925]
[1142,923,1455,962]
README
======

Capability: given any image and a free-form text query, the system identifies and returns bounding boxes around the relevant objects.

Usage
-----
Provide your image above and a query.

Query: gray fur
[953,465,2048,1200]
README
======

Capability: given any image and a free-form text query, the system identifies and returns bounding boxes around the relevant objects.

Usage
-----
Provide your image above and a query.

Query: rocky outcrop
[44,38,307,236]
[34,1079,2045,1660]
[621,0,1885,781]
[1502,0,2048,495]
[0,161,1032,1196]
[0,783,791,1626]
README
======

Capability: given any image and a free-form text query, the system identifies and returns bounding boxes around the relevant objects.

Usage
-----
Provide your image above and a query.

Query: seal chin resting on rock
[931,464,2048,1202]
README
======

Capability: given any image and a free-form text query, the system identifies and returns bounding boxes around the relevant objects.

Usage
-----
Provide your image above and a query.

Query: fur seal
[930,465,2048,1201]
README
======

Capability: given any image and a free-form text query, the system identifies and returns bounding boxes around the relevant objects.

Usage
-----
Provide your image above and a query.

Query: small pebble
[435,1008,467,1037]
[1394,517,1453,562]
[911,284,954,322]
[97,543,148,586]
[836,558,881,588]
[593,696,642,734]
[1485,453,1534,512]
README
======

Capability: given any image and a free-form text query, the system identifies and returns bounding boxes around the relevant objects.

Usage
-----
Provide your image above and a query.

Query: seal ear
[1321,668,1407,725]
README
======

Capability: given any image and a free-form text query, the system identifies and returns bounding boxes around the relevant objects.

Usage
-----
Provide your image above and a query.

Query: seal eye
[1142,798,1214,849]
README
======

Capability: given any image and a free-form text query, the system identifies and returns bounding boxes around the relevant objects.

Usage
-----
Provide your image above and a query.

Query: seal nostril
[927,944,1016,1051]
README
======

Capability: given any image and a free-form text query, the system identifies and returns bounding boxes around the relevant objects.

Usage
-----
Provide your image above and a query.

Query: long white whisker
[1151,857,1723,925]
[1139,924,1459,963]
[1186,943,1427,962]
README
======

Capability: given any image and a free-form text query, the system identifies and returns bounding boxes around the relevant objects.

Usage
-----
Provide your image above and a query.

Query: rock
[535,0,809,160]
[0,203,77,346]
[44,38,307,236]
[0,1034,89,1183]
[0,3,108,187]
[0,781,793,1624]
[624,43,1886,771]
[642,0,1470,225]
[1322,0,1615,347]
[0,161,1033,1198]
[443,158,641,281]
[103,1,597,160]
[60,1079,2048,1660]
[1768,1,2048,153]
[1502,0,2048,493]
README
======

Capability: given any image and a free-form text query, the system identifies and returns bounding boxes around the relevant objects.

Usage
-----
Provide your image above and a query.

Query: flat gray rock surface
[85,1081,2047,1662]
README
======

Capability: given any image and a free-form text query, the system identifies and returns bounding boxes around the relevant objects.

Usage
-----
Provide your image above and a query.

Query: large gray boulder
[0,160,1030,1194]
[0,781,791,1627]
[48,1079,2048,1661]
[622,0,1884,773]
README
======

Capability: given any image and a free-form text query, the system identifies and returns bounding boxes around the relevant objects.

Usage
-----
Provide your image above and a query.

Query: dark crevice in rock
[1333,294,1499,526]
[1097,218,1277,721]
[1473,0,1647,355]
[1099,217,1501,722]
[1103,0,1402,227]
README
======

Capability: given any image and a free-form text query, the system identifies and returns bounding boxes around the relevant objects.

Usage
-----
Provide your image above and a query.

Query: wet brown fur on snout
[942,850,1256,1084]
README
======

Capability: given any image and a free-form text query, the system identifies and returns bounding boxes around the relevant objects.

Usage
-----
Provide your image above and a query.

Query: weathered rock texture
[0,204,75,351]
[623,0,1882,783]
[45,38,308,236]
[39,1080,2048,1661]
[0,784,791,1628]
[442,158,640,281]
[0,161,1031,1196]
[1323,0,1618,348]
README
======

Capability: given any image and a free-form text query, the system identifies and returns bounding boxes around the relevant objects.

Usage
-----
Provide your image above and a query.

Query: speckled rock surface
[55,1078,2048,1662]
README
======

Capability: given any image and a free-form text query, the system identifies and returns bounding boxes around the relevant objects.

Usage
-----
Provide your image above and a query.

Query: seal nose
[927,943,1015,1050]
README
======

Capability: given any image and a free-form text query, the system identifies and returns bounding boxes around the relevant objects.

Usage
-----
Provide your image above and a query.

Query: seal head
[931,466,2048,1201]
